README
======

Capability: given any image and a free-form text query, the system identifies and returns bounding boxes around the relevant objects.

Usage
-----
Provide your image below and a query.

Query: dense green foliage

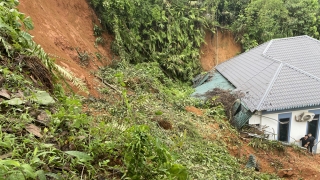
[91,0,320,59]
[90,0,222,81]
[226,0,320,50]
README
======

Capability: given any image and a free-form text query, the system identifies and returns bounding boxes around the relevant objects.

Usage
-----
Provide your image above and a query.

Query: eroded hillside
[14,0,320,179]
[18,0,113,97]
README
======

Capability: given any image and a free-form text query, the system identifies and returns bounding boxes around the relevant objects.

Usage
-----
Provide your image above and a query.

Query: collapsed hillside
[0,0,316,179]
[18,0,113,97]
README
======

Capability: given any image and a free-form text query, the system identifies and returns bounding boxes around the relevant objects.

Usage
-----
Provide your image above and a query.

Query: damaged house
[193,35,320,153]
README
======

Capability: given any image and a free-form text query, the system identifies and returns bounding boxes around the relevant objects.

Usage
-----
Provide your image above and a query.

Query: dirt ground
[187,106,320,180]
[19,0,320,179]
[200,29,242,71]
[18,0,113,97]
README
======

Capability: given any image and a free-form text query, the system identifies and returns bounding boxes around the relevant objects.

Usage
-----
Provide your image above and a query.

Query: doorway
[307,114,319,142]
[278,117,290,142]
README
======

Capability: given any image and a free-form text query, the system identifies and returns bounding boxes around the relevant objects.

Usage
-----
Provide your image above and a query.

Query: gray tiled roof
[216,35,320,111]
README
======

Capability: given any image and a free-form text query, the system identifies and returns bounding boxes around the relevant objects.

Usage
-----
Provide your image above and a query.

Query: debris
[0,89,11,99]
[0,152,12,159]
[278,168,294,178]
[0,76,5,87]
[201,88,244,120]
[23,56,54,92]
[25,124,43,138]
[36,111,50,125]
[15,90,24,99]
[192,72,212,88]
[95,75,121,94]
[246,154,260,171]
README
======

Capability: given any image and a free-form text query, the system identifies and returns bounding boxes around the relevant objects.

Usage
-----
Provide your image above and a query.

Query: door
[307,114,319,152]
[307,114,319,138]
[278,118,290,142]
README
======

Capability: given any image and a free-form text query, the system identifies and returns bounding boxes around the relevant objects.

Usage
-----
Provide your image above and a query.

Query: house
[193,35,320,153]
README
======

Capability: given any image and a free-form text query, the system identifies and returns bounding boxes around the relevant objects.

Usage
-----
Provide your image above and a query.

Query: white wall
[249,108,320,153]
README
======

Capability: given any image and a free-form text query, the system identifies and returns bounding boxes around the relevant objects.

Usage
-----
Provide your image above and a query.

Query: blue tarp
[192,71,252,129]
[192,71,235,98]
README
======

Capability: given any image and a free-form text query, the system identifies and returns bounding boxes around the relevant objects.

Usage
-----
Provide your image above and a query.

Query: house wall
[249,108,320,153]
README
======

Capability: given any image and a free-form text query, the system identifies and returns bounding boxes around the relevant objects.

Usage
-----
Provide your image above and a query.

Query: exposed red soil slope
[18,0,113,97]
[200,29,242,71]
[19,0,320,179]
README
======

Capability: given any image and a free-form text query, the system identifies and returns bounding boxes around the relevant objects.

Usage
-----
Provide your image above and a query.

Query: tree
[284,0,319,38]
[232,0,289,50]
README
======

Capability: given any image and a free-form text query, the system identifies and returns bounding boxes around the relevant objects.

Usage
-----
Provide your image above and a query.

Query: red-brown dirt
[200,28,242,71]
[18,0,113,97]
[201,118,320,180]
[18,0,320,179]
[185,106,203,116]
[186,106,320,179]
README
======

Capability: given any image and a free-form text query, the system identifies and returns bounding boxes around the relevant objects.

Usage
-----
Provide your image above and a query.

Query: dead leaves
[25,124,43,138]
[0,89,10,99]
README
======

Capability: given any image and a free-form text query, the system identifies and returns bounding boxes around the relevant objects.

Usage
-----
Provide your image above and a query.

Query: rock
[287,171,294,176]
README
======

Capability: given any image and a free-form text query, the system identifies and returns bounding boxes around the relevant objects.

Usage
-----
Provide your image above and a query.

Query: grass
[0,57,283,179]
[0,2,280,179]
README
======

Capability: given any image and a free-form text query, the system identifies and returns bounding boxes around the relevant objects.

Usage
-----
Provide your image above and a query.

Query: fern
[54,64,89,94]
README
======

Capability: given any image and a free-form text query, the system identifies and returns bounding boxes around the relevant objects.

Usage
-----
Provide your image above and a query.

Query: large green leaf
[30,91,55,105]
[0,159,21,167]
[65,151,93,162]
[4,98,24,105]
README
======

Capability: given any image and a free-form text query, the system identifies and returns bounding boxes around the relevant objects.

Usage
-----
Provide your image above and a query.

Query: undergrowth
[83,60,280,179]
[0,1,282,179]
[0,58,280,179]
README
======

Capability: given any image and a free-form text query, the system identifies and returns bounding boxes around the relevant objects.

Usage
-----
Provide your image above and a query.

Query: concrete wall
[249,108,320,153]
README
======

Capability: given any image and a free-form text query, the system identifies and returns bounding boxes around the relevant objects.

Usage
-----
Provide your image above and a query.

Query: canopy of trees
[220,0,320,50]
[91,0,320,80]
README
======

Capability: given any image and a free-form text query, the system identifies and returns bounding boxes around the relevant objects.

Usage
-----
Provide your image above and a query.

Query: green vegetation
[248,138,286,153]
[90,0,221,81]
[216,0,320,50]
[91,60,279,179]
[90,0,320,74]
[5,0,317,179]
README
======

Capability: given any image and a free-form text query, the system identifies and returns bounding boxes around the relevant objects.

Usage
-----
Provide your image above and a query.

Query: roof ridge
[303,35,320,43]
[262,40,273,55]
[283,63,320,81]
[256,63,283,110]
[263,54,320,82]
[262,36,320,82]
